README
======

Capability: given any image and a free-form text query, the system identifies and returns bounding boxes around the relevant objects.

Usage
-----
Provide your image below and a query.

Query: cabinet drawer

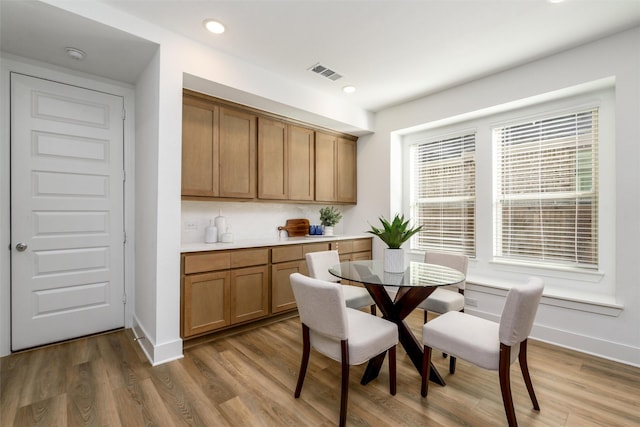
[334,240,353,254]
[184,252,231,274]
[231,248,269,268]
[302,242,331,255]
[272,245,303,263]
[352,238,372,253]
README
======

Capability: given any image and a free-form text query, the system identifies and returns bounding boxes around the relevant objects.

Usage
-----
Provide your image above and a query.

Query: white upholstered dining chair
[305,250,376,315]
[290,273,398,427]
[417,251,468,373]
[421,277,544,427]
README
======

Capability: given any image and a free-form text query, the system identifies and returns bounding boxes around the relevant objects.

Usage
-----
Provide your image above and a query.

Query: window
[409,132,476,256]
[493,108,599,269]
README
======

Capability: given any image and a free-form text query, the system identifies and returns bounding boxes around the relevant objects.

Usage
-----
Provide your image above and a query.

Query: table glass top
[329,260,465,288]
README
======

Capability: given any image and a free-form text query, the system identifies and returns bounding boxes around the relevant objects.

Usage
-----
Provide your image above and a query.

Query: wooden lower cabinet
[332,238,372,261]
[182,248,268,338]
[181,238,371,339]
[271,260,307,313]
[183,270,230,336]
[231,265,269,323]
[332,238,373,286]
[271,242,329,314]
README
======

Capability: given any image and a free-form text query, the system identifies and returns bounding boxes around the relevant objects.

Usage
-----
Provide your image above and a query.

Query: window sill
[466,275,624,317]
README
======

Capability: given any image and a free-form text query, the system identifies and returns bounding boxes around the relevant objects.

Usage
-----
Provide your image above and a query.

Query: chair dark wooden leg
[421,345,432,397]
[518,340,540,410]
[339,340,350,427]
[388,346,396,395]
[370,304,377,316]
[499,343,518,427]
[423,310,428,324]
[294,324,311,398]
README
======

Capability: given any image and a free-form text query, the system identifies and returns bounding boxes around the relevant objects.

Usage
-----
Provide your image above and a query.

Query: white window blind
[493,108,599,268]
[410,133,476,256]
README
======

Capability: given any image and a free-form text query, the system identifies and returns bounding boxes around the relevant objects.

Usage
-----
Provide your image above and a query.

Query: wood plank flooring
[2,310,639,426]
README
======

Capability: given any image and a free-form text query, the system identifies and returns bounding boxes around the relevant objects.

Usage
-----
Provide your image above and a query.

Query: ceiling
[2,0,640,113]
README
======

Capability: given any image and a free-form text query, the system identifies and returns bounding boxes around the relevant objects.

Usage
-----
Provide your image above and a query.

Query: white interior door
[11,73,125,350]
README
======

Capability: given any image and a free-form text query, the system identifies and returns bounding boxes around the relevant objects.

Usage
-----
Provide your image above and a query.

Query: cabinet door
[182,271,230,337]
[258,117,287,200]
[219,107,257,198]
[182,102,219,196]
[315,131,337,202]
[337,137,357,203]
[351,251,372,261]
[271,260,307,313]
[230,265,269,324]
[288,125,315,201]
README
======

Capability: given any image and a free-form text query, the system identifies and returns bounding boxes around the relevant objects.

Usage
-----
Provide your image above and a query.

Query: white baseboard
[132,316,184,366]
[465,307,640,368]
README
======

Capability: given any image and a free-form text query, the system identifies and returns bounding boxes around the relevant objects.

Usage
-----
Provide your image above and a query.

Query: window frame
[492,107,599,270]
[405,130,477,257]
[400,86,614,296]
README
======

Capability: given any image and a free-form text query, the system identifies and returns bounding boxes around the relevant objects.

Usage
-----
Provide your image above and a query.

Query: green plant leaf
[366,214,422,248]
[319,206,342,226]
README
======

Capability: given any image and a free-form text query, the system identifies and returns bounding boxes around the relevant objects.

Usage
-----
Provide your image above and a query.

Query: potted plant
[319,206,342,236]
[367,214,422,272]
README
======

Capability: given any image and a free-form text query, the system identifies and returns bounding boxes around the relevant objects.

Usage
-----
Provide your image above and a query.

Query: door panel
[11,73,125,350]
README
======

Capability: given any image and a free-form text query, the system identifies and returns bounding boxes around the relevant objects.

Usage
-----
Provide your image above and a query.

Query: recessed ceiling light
[342,85,356,94]
[203,19,225,34]
[65,47,86,60]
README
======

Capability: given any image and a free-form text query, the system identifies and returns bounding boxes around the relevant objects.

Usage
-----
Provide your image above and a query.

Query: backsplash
[181,201,353,244]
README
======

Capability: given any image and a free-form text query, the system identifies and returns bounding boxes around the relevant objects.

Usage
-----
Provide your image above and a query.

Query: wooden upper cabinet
[181,90,355,203]
[315,131,337,202]
[182,101,219,197]
[219,107,257,199]
[258,117,288,200]
[258,119,315,201]
[315,132,357,203]
[337,136,357,203]
[288,125,315,201]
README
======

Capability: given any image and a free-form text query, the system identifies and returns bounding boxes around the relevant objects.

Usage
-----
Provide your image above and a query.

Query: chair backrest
[499,277,544,346]
[290,273,348,340]
[306,250,341,282]
[424,251,468,290]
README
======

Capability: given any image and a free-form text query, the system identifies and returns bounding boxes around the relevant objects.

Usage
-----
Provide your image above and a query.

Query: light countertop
[181,234,372,253]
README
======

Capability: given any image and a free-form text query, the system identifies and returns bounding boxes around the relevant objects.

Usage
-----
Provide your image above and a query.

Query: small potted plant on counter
[319,206,342,236]
[367,213,422,273]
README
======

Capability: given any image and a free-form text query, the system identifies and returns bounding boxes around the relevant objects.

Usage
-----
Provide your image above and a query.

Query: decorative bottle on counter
[205,220,218,243]
[214,210,226,242]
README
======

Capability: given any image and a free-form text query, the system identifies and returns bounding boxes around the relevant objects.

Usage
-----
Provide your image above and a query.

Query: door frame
[0,54,136,357]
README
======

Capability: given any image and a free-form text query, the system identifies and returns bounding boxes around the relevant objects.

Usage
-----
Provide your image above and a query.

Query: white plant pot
[384,248,405,273]
[323,226,334,236]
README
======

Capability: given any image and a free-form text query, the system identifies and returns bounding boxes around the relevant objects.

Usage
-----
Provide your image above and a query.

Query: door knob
[15,243,28,252]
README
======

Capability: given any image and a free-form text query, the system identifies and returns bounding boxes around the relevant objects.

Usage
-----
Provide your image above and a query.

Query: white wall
[0,0,373,364]
[355,27,640,366]
[181,201,358,245]
[3,1,637,367]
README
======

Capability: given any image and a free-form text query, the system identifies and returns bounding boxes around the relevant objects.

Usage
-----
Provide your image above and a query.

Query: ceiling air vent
[308,63,343,81]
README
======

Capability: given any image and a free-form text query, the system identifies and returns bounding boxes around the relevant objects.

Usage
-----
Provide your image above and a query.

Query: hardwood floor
[2,310,639,426]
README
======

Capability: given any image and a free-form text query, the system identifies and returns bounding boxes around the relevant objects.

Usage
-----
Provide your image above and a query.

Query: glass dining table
[329,259,465,386]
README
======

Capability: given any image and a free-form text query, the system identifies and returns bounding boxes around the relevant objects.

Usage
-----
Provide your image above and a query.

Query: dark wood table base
[360,284,446,386]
